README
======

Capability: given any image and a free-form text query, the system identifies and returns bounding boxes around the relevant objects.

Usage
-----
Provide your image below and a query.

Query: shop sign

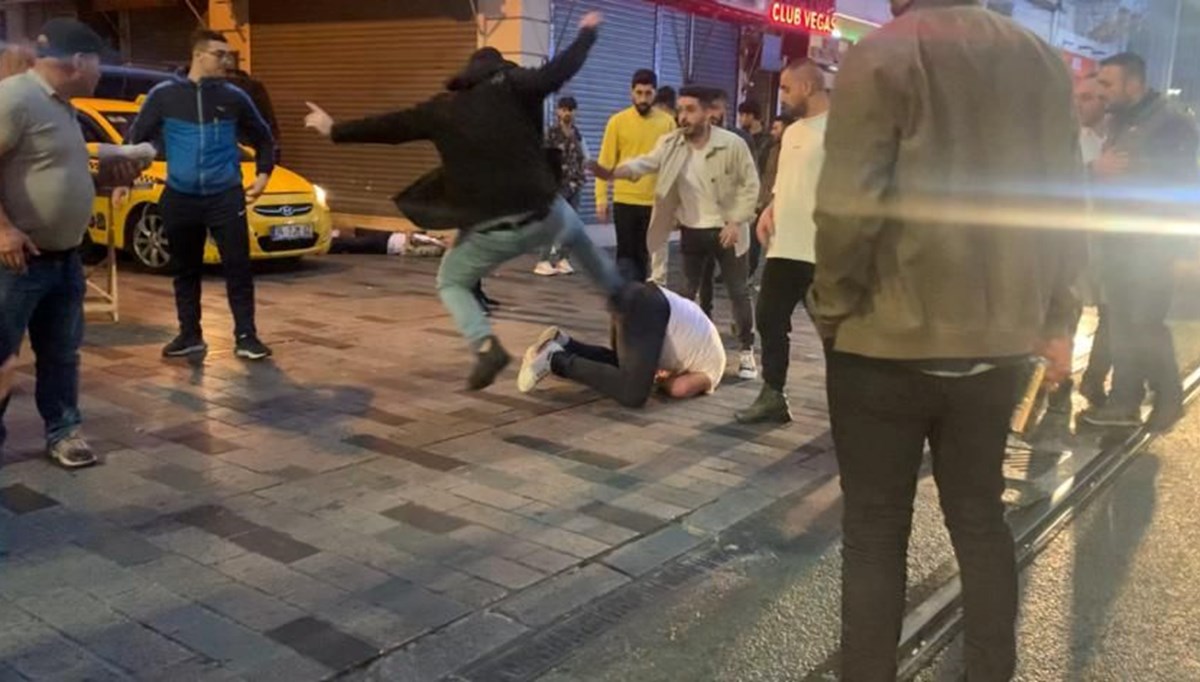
[767,1,838,35]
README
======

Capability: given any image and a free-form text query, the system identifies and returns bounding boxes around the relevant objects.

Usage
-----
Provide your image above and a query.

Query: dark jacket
[226,70,281,142]
[1099,92,1199,212]
[811,0,1087,360]
[330,28,598,229]
[128,78,275,196]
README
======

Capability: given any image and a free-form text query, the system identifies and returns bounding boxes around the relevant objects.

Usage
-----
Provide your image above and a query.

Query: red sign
[1061,51,1098,80]
[769,1,838,34]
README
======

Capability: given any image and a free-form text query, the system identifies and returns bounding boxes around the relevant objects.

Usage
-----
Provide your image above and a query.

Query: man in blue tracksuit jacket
[125,29,276,360]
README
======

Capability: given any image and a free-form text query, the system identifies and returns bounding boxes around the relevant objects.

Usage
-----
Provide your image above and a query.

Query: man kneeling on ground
[517,281,725,407]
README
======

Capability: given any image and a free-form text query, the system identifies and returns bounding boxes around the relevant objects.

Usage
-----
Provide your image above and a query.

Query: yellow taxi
[75,97,333,271]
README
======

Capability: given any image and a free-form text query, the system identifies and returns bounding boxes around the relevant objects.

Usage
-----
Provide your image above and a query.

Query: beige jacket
[811,0,1087,360]
[620,126,760,257]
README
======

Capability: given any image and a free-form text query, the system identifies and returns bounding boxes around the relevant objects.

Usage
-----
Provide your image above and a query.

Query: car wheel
[127,204,171,272]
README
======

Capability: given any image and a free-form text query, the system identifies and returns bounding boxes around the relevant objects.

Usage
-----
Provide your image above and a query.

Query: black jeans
[828,352,1020,682]
[612,203,652,282]
[679,227,754,350]
[160,187,257,339]
[1104,240,1181,412]
[550,284,669,408]
[756,258,815,392]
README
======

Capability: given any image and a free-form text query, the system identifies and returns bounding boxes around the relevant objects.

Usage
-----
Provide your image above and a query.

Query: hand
[1037,336,1073,387]
[246,173,270,204]
[719,222,740,250]
[96,157,147,189]
[595,201,610,224]
[1092,148,1129,178]
[588,160,615,182]
[304,102,335,137]
[579,11,604,30]
[756,204,775,247]
[111,186,131,209]
[0,354,15,401]
[0,225,39,273]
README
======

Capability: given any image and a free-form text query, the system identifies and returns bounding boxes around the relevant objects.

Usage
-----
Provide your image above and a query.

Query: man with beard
[736,59,829,424]
[593,86,760,380]
[305,12,623,391]
[595,69,676,283]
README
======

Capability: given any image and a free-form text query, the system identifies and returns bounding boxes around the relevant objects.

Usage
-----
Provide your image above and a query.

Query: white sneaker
[556,260,575,275]
[518,338,564,393]
[738,351,758,380]
[525,326,570,363]
[534,261,558,276]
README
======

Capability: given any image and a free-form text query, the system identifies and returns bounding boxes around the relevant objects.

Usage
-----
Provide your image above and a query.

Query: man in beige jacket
[594,86,761,379]
[810,0,1087,678]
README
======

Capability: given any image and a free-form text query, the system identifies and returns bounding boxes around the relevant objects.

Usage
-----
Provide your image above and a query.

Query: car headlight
[314,185,328,209]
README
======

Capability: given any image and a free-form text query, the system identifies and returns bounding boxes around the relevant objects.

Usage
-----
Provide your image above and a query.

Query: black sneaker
[467,336,511,391]
[1146,402,1185,433]
[235,335,273,361]
[1079,404,1142,428]
[162,334,207,358]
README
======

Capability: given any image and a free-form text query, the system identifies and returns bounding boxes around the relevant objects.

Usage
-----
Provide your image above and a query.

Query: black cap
[35,18,110,59]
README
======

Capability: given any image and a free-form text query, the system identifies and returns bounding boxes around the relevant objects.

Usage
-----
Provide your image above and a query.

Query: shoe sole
[468,353,512,391]
[163,344,207,357]
[525,327,565,363]
[49,453,98,469]
[735,412,792,425]
[235,350,272,361]
[738,370,758,380]
[1080,416,1141,428]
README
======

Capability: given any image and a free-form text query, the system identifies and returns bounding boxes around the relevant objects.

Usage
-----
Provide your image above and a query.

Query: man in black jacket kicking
[305,11,621,390]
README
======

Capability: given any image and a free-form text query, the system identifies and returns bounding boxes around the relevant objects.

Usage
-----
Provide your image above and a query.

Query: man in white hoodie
[593,85,760,380]
[736,59,830,424]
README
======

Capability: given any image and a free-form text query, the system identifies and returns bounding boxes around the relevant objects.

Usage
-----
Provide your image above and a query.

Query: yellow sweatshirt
[595,106,676,207]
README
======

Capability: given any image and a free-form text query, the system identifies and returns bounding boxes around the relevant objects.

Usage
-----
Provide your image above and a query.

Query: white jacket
[620,126,761,257]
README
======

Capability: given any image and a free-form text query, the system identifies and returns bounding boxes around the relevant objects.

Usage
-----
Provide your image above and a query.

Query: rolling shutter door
[251,18,476,218]
[656,6,690,91]
[689,15,740,110]
[552,0,658,221]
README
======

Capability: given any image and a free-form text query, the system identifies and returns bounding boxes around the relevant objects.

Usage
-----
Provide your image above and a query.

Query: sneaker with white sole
[519,329,568,393]
[533,261,558,276]
[162,334,207,358]
[525,326,570,362]
[235,335,273,361]
[47,434,98,469]
[738,351,758,380]
[556,260,575,275]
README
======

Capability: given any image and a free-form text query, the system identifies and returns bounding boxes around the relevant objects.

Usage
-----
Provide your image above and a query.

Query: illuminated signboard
[768,1,838,34]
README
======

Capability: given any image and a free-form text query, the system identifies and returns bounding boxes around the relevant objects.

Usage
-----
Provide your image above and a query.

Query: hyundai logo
[280,205,295,217]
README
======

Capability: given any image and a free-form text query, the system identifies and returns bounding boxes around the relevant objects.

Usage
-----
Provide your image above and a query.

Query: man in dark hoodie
[304,11,621,390]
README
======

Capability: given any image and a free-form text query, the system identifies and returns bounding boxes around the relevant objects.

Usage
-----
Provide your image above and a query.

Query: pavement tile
[0,484,59,515]
[343,435,465,472]
[228,527,320,564]
[151,604,284,670]
[149,527,249,566]
[197,582,307,631]
[514,547,580,575]
[497,563,630,627]
[135,555,235,601]
[358,577,470,627]
[358,612,528,682]
[171,505,259,539]
[75,527,166,567]
[683,487,779,535]
[265,616,379,672]
[578,501,668,535]
[380,503,469,534]
[460,556,545,590]
[423,570,509,609]
[600,524,707,577]
[82,620,196,674]
[290,553,392,593]
[524,526,611,559]
[447,482,530,511]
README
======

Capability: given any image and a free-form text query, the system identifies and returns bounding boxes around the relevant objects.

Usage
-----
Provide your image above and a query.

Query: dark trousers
[550,284,669,408]
[828,352,1020,682]
[612,203,652,282]
[756,258,815,392]
[160,187,257,339]
[0,252,85,449]
[1104,242,1181,411]
[1079,305,1112,397]
[679,227,754,350]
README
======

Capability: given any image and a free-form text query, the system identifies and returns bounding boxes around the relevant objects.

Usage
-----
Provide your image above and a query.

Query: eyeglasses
[204,49,233,61]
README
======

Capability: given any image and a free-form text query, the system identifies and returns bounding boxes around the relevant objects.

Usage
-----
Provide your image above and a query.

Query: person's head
[557,96,578,127]
[706,89,730,127]
[737,100,763,132]
[770,114,793,140]
[31,19,107,98]
[1,41,35,79]
[677,86,716,140]
[1097,52,1149,113]
[654,85,677,114]
[1074,74,1106,129]
[631,69,658,115]
[190,29,233,79]
[779,58,826,118]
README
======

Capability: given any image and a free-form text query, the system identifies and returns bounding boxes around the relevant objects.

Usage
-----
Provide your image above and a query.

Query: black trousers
[551,284,669,408]
[613,203,652,282]
[679,227,754,350]
[160,187,256,338]
[1080,305,1112,397]
[756,258,815,391]
[828,352,1020,682]
[1104,239,1181,411]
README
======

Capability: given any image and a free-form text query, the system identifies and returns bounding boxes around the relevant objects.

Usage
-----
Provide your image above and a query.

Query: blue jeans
[0,252,85,450]
[539,192,580,264]
[438,195,621,347]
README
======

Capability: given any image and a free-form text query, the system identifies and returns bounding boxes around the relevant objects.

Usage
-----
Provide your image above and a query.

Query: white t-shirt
[1080,127,1104,167]
[769,112,828,263]
[658,288,727,392]
[675,145,724,229]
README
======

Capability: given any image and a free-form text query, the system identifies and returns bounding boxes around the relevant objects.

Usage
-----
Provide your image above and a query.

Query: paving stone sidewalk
[0,253,834,681]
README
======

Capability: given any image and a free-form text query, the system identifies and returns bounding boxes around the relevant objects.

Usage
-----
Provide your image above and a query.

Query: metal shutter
[689,15,740,110]
[127,6,196,65]
[552,0,658,222]
[656,6,690,92]
[1011,0,1054,40]
[251,18,476,218]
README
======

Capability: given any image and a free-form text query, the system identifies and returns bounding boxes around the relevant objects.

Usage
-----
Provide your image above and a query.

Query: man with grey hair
[0,19,152,468]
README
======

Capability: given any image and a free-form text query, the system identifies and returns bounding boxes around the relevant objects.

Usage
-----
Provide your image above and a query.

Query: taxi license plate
[271,224,313,241]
